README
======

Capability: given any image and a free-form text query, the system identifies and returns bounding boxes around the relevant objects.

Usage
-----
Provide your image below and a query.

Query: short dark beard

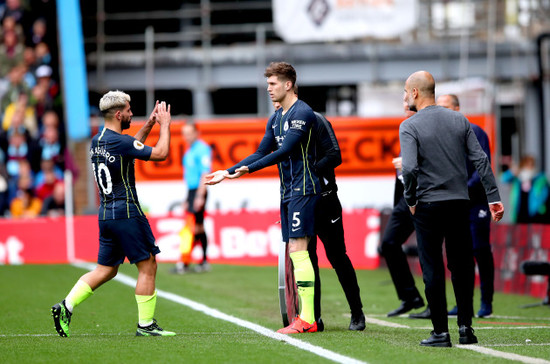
[408,104,417,112]
[121,115,131,130]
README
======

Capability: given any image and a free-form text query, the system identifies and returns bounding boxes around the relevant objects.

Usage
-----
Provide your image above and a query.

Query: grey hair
[99,90,131,115]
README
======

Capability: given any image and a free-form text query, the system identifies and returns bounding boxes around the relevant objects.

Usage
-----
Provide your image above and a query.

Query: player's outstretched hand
[489,202,504,222]
[229,166,249,179]
[205,170,230,185]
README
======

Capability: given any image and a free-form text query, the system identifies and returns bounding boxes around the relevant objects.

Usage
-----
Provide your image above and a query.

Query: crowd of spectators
[0,0,68,218]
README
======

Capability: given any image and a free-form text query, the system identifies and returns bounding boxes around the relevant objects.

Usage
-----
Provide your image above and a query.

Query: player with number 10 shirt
[91,129,151,220]
[50,91,175,338]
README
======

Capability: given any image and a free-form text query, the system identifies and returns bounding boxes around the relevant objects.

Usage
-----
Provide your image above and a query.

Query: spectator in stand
[1,14,24,40]
[501,155,550,224]
[9,159,40,218]
[2,122,40,197]
[1,63,31,116]
[10,185,41,218]
[0,29,24,77]
[4,129,30,200]
[40,180,65,217]
[2,0,28,27]
[39,110,77,181]
[40,109,59,131]
[3,92,38,137]
[34,41,51,67]
[35,64,60,108]
[22,46,38,88]
[30,81,53,125]
[34,157,62,200]
[0,147,8,214]
[39,123,63,170]
[29,17,47,46]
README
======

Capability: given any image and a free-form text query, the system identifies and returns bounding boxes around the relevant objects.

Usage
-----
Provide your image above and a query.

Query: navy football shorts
[186,188,206,224]
[280,194,319,242]
[98,215,160,266]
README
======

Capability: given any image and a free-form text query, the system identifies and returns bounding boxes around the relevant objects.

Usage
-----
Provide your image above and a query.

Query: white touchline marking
[487,344,550,347]
[364,317,410,328]
[405,326,550,330]
[73,262,366,364]
[0,332,287,338]
[362,313,550,363]
[370,314,550,322]
[475,326,550,330]
[457,345,550,364]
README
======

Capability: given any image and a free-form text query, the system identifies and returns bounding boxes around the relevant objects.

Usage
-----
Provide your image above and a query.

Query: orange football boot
[277,316,318,334]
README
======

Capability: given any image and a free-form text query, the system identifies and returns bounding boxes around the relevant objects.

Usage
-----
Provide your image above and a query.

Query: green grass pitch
[1,263,549,363]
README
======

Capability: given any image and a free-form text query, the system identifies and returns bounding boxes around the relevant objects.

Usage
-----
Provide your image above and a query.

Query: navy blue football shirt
[227,99,320,201]
[90,128,153,220]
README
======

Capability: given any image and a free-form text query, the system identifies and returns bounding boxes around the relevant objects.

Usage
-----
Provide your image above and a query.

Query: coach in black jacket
[309,111,365,331]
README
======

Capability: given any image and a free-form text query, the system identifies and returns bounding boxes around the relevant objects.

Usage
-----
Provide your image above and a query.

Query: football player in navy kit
[51,91,175,337]
[206,62,321,334]
[273,99,366,331]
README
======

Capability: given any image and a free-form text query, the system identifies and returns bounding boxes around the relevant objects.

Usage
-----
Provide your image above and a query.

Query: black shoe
[420,331,452,347]
[349,312,366,331]
[409,307,431,319]
[387,297,424,317]
[459,325,478,344]
[316,318,324,332]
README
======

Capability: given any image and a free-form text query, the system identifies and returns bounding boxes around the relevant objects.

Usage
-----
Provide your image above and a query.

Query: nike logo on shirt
[331,217,341,223]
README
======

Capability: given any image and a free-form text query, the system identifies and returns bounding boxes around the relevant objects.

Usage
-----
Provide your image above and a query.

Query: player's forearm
[248,131,302,173]
[134,120,156,143]
[228,134,274,174]
[149,125,171,161]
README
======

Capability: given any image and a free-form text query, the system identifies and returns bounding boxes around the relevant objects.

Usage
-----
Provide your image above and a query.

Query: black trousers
[413,200,475,333]
[469,202,494,305]
[309,189,363,319]
[380,196,422,302]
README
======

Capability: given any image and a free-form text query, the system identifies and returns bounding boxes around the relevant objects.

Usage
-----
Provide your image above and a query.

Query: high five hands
[204,166,249,185]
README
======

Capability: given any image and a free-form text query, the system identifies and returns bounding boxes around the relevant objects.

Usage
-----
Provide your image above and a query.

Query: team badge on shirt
[284,120,289,131]
[133,140,145,150]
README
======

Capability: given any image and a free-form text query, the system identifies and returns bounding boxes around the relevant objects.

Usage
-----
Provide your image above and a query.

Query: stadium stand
[0,0,65,217]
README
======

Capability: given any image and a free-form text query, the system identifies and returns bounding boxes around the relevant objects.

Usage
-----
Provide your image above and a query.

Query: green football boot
[136,319,176,336]
[51,300,72,337]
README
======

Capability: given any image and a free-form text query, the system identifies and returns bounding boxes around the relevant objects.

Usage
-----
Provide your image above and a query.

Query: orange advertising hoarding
[128,114,495,181]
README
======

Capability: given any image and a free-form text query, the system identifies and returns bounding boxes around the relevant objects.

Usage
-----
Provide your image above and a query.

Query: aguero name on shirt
[90,128,153,220]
